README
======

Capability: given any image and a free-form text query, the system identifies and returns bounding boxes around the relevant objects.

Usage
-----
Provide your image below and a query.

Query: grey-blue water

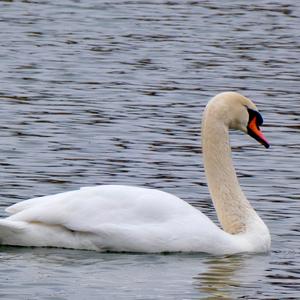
[0,0,299,299]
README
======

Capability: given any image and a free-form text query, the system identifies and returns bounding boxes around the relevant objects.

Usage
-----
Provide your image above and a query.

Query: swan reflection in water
[194,254,269,299]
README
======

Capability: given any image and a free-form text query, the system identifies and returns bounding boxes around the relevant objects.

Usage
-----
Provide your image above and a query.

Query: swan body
[0,92,271,255]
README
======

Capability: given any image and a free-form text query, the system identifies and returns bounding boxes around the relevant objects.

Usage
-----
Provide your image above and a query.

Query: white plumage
[0,92,271,255]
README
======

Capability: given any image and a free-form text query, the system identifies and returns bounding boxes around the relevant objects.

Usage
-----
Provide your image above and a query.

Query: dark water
[0,0,299,299]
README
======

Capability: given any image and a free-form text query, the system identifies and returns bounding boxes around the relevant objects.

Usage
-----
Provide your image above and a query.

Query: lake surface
[0,0,299,299]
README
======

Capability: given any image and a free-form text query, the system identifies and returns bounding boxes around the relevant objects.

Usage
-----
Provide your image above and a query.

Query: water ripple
[0,0,299,299]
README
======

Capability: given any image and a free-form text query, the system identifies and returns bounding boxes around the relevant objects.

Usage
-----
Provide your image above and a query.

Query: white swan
[0,92,271,255]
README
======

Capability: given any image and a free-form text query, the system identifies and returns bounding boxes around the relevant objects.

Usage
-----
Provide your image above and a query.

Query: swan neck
[202,110,256,234]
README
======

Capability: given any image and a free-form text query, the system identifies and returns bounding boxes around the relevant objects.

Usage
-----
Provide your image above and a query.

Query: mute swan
[0,92,270,255]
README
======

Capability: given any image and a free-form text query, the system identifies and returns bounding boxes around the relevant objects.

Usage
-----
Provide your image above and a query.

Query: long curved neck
[202,109,256,234]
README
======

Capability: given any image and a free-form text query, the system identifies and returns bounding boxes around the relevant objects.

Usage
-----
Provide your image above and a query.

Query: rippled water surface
[0,0,299,299]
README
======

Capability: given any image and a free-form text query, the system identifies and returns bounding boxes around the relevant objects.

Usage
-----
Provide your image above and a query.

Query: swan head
[206,92,270,148]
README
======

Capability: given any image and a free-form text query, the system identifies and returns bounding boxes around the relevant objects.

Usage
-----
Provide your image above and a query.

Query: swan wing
[5,186,122,215]
[3,185,246,253]
[6,190,76,215]
[6,185,208,231]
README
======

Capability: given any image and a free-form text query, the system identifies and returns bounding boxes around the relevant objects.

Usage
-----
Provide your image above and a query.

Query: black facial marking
[247,108,263,127]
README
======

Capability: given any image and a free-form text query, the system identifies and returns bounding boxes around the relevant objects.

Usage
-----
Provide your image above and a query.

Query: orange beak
[247,115,270,148]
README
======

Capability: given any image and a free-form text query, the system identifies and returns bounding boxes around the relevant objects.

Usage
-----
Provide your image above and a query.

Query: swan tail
[0,219,26,245]
[0,219,100,250]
